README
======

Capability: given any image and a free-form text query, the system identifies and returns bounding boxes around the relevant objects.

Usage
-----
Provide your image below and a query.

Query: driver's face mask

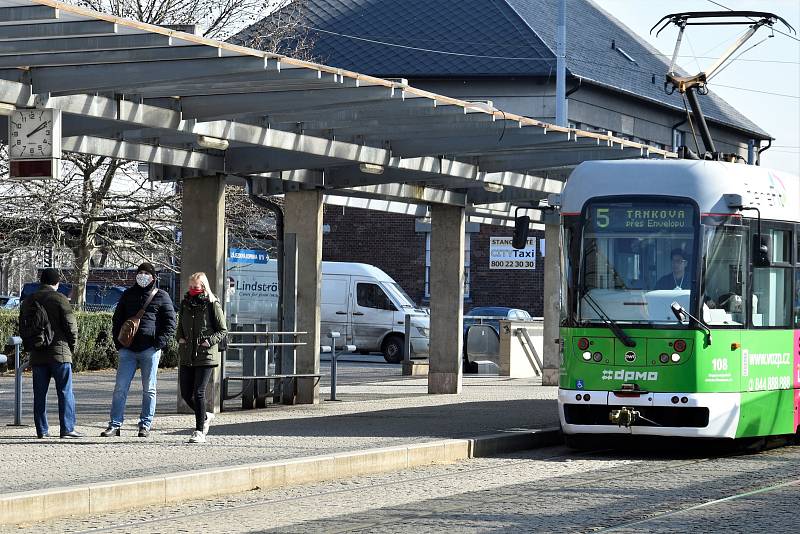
[136,273,153,288]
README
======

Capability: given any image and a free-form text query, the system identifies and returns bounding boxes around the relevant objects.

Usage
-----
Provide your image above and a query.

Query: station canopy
[0,0,675,227]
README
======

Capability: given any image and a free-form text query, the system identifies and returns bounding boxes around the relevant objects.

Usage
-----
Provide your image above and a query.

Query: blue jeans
[109,347,161,429]
[32,362,76,437]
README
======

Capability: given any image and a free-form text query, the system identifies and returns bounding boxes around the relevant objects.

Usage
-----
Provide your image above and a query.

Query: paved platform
[0,359,558,498]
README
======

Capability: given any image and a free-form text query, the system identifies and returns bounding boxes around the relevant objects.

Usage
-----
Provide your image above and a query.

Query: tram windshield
[577,200,697,325]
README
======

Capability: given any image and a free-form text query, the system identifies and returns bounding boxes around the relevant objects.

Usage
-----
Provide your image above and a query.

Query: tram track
[66,446,732,534]
[595,476,800,532]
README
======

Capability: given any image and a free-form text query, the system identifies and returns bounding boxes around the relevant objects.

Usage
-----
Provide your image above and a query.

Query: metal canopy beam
[0,45,221,68]
[477,146,651,172]
[0,20,116,39]
[31,55,270,93]
[386,128,569,157]
[0,32,172,55]
[62,135,224,170]
[0,5,57,22]
[263,96,433,125]
[341,183,466,206]
[225,146,352,174]
[179,85,398,120]
[310,116,506,140]
[98,68,345,98]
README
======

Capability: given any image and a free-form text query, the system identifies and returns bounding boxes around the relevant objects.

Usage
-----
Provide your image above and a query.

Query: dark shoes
[37,432,50,439]
[99,425,151,437]
[60,431,84,439]
[100,426,121,437]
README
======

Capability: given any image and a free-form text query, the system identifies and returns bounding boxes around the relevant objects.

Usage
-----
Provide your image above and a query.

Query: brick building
[323,206,546,315]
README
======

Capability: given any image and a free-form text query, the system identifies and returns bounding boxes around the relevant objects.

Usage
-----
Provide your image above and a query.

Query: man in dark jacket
[102,262,176,438]
[21,268,82,438]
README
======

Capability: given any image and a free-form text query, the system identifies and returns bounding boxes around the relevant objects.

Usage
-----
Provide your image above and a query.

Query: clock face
[8,109,56,159]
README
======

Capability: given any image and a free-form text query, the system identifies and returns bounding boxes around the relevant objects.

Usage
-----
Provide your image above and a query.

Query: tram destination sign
[589,203,694,233]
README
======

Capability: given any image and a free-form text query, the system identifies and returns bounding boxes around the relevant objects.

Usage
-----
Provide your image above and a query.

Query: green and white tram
[558,159,800,441]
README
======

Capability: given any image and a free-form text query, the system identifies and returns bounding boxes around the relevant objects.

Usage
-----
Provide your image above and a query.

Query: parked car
[21,282,125,311]
[1,296,20,309]
[463,306,532,337]
[463,307,532,373]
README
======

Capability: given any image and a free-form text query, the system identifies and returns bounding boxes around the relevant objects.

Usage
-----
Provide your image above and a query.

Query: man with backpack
[19,268,82,439]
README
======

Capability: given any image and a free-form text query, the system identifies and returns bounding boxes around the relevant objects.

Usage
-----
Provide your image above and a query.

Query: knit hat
[40,268,61,285]
[137,262,157,277]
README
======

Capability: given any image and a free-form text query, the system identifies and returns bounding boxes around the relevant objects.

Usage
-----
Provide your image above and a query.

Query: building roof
[234,0,769,139]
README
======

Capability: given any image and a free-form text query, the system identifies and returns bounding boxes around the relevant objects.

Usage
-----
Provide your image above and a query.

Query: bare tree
[74,0,311,44]
[0,0,315,303]
[225,185,279,255]
[0,156,180,306]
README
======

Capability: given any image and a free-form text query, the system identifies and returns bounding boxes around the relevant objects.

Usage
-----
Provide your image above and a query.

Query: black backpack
[19,295,54,352]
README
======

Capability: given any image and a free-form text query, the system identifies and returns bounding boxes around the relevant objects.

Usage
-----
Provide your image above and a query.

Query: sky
[596,0,800,175]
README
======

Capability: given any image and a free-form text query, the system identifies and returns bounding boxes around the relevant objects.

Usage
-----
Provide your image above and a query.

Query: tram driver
[655,248,691,290]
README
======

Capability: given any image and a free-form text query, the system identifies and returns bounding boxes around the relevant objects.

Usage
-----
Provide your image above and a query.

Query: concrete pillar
[542,210,561,386]
[284,189,323,404]
[428,204,465,394]
[180,175,226,413]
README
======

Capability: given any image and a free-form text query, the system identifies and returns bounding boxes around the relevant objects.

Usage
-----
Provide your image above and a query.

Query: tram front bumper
[558,389,740,438]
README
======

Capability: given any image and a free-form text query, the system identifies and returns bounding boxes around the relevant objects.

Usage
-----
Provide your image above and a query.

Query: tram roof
[561,160,800,224]
[0,0,676,227]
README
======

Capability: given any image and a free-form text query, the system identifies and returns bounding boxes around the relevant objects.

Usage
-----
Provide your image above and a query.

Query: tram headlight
[578,337,590,350]
[659,353,669,363]
[671,353,681,363]
[582,351,592,361]
[673,339,687,352]
[592,352,603,362]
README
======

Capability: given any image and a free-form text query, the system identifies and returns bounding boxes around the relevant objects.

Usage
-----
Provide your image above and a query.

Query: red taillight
[673,339,687,352]
[577,337,590,350]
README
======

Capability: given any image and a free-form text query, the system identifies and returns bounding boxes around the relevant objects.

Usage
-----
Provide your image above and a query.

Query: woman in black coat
[176,272,227,444]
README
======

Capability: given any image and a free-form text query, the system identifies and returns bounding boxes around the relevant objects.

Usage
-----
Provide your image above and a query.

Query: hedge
[0,311,178,372]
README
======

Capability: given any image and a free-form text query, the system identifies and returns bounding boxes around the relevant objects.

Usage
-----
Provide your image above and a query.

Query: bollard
[328,331,341,401]
[404,313,411,364]
[7,336,24,427]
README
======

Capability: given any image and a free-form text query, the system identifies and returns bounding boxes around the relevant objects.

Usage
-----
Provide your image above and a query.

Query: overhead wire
[297,25,799,64]
[703,0,800,43]
[296,17,799,100]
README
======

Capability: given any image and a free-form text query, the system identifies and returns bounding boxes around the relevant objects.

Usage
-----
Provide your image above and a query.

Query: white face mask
[136,273,153,287]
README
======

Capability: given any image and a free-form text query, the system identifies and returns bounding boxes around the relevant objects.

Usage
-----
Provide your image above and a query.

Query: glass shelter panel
[579,201,697,324]
[701,224,748,326]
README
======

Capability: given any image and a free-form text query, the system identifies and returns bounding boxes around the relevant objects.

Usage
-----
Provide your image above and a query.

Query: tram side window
[702,225,747,326]
[752,268,792,327]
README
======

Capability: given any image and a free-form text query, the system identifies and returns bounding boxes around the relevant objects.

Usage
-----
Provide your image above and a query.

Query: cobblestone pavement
[12,442,799,533]
[0,359,557,493]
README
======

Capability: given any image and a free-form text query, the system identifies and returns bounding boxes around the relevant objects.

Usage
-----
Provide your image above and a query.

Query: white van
[226,261,430,363]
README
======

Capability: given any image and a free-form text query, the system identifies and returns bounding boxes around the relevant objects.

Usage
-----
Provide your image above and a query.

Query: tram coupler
[609,407,640,427]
